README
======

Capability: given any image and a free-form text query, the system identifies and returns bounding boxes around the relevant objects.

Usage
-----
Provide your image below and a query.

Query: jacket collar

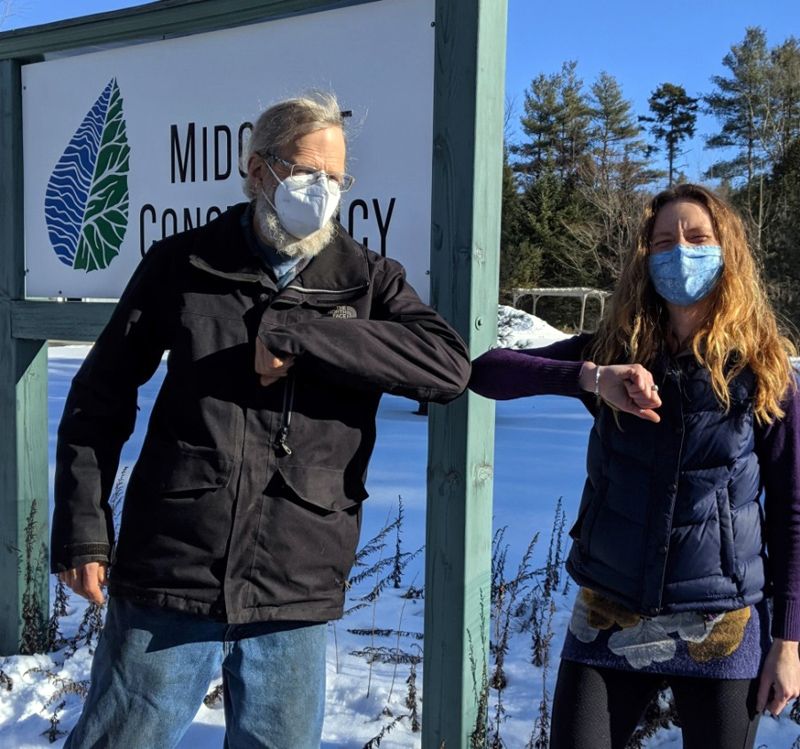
[188,202,370,300]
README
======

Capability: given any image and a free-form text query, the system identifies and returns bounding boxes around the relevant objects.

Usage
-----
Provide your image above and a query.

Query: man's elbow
[427,355,472,404]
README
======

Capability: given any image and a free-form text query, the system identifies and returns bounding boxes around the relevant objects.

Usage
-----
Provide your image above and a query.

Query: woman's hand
[757,638,800,716]
[579,362,662,423]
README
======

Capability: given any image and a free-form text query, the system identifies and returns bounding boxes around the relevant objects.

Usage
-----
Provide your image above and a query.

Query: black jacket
[52,203,470,623]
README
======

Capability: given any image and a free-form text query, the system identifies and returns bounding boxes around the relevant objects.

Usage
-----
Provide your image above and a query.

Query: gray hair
[242,90,345,199]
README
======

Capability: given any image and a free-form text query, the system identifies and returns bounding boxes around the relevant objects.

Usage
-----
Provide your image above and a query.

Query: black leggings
[550,659,761,749]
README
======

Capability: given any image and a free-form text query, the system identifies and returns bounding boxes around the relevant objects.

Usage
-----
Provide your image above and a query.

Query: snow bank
[495,304,571,349]
[47,344,93,359]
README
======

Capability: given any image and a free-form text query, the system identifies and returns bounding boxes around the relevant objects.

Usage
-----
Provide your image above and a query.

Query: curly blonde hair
[589,183,796,424]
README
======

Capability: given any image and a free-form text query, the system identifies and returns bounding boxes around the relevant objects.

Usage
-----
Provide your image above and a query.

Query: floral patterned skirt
[561,588,771,678]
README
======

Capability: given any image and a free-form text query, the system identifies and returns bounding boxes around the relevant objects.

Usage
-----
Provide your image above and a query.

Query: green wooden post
[11,300,115,342]
[0,58,50,656]
[424,0,507,745]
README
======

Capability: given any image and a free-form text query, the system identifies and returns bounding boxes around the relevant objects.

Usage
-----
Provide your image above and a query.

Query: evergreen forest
[502,27,800,335]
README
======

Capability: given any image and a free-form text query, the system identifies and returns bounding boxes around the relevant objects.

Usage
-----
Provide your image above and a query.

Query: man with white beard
[52,91,470,749]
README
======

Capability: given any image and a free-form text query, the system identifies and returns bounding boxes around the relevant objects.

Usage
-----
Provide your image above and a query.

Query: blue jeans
[64,598,327,749]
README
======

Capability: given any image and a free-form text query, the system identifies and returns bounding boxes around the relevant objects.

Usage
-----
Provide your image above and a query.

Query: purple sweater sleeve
[469,333,594,401]
[756,385,800,641]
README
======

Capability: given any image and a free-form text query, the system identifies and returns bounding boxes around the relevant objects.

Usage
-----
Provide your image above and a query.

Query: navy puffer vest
[566,354,765,617]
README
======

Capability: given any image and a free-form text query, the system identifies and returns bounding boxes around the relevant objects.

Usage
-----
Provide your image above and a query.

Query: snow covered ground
[1,307,799,747]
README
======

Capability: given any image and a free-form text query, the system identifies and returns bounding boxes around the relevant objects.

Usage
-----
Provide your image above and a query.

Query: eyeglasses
[262,151,355,193]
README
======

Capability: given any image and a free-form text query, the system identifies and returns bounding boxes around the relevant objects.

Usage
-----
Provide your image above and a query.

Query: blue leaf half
[45,79,114,268]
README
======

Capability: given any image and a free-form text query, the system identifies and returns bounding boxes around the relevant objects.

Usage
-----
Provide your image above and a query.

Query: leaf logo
[45,78,130,272]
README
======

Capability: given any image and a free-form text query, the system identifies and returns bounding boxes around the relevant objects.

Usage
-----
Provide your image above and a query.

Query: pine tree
[705,29,800,255]
[508,60,597,321]
[555,61,593,183]
[515,70,561,180]
[759,139,800,328]
[515,61,593,184]
[640,83,699,186]
[755,44,800,329]
[704,27,771,183]
[767,36,800,167]
[589,72,644,187]
[499,146,528,301]
[563,73,660,287]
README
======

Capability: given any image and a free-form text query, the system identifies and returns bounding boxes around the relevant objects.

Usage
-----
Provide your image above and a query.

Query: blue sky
[3,0,799,180]
[508,0,800,179]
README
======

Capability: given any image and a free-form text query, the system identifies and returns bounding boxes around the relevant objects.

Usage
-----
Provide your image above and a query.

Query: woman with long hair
[470,184,800,748]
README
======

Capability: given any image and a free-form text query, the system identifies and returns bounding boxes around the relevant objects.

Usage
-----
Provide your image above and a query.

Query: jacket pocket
[277,464,368,512]
[569,478,595,541]
[115,444,236,576]
[252,464,367,606]
[570,476,609,558]
[716,485,739,581]
[136,442,235,495]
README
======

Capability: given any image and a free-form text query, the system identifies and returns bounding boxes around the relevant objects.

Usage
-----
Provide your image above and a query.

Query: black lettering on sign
[201,127,208,182]
[215,126,232,180]
[373,198,396,257]
[347,199,369,248]
[346,198,397,256]
[184,206,204,231]
[172,122,242,183]
[170,124,195,183]
[162,208,178,237]
[139,204,224,253]
[139,203,157,257]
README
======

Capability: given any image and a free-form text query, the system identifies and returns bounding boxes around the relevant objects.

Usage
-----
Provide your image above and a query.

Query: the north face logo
[327,305,357,319]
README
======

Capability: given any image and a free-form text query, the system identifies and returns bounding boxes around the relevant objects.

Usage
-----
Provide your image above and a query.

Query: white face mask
[265,162,341,239]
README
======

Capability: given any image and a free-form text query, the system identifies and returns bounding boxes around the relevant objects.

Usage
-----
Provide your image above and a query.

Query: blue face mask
[648,244,724,306]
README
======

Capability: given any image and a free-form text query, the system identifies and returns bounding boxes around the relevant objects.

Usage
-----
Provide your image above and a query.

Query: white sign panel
[22,0,435,300]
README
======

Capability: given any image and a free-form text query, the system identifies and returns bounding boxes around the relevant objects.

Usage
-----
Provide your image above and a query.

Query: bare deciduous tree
[0,0,24,30]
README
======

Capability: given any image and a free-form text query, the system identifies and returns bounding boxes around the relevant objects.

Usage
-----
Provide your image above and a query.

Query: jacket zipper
[274,374,295,457]
[284,282,369,297]
[189,254,266,283]
[652,365,684,614]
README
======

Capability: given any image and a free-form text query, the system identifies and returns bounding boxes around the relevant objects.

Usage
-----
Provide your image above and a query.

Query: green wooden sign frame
[0,0,505,743]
